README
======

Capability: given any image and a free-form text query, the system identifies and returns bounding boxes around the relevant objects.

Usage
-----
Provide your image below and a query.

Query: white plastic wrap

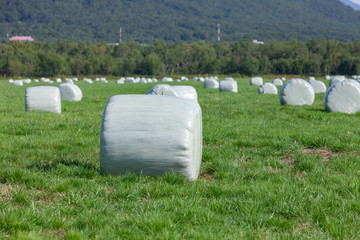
[161,77,173,82]
[272,78,283,86]
[139,79,148,84]
[23,79,32,84]
[116,79,125,84]
[219,80,238,93]
[13,80,23,86]
[147,84,180,97]
[100,95,202,180]
[57,83,82,101]
[325,75,331,80]
[330,76,345,86]
[7,79,14,83]
[25,86,61,114]
[308,77,316,83]
[325,80,360,114]
[250,77,263,86]
[310,80,327,93]
[258,83,278,95]
[204,79,219,89]
[280,78,315,106]
[172,86,198,101]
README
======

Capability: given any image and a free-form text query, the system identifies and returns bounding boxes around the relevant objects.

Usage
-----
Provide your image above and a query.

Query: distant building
[9,36,34,42]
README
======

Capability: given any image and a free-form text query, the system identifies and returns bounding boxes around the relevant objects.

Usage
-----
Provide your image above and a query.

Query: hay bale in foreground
[258,83,278,95]
[280,78,315,106]
[219,80,238,93]
[57,83,82,101]
[100,95,202,180]
[325,80,360,114]
[172,86,198,101]
[25,86,61,114]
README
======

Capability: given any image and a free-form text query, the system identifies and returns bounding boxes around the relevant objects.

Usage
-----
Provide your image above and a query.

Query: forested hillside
[2,39,360,77]
[2,0,360,43]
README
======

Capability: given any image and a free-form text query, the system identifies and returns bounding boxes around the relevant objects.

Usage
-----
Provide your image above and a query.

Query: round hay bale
[25,86,61,114]
[330,76,346,86]
[7,79,14,83]
[258,83,278,95]
[33,79,39,83]
[308,76,316,83]
[161,77,173,82]
[310,80,327,93]
[250,77,263,86]
[13,80,23,86]
[57,83,82,101]
[280,78,315,106]
[139,79,148,84]
[219,80,238,93]
[147,84,180,97]
[204,79,219,89]
[100,95,202,180]
[281,77,286,81]
[272,78,283,86]
[116,79,124,84]
[325,80,360,114]
[23,79,31,84]
[325,75,331,80]
[172,86,198,101]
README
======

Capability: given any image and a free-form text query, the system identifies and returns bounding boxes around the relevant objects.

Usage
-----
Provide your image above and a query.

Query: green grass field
[1,77,360,239]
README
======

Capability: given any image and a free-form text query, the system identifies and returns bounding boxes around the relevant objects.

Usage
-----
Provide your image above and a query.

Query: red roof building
[9,36,34,42]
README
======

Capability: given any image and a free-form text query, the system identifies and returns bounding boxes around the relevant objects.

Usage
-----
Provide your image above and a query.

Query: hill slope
[2,0,360,43]
[339,0,360,10]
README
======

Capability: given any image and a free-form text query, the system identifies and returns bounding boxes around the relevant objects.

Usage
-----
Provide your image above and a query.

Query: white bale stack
[172,86,198,101]
[330,76,346,86]
[204,79,219,89]
[13,80,23,86]
[325,80,360,114]
[219,79,238,93]
[258,83,278,95]
[250,77,263,86]
[272,78,283,86]
[280,78,315,106]
[57,83,82,101]
[25,86,61,114]
[100,95,202,180]
[309,80,327,93]
[147,84,180,97]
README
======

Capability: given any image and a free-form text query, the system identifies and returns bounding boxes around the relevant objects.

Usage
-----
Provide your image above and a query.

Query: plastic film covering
[204,79,219,89]
[219,80,238,93]
[147,84,180,97]
[280,78,315,106]
[250,77,263,86]
[272,78,283,86]
[330,76,346,86]
[258,83,278,95]
[325,80,360,114]
[25,86,61,114]
[13,80,23,86]
[172,86,198,101]
[100,95,202,180]
[308,77,316,83]
[58,83,83,101]
[310,80,327,93]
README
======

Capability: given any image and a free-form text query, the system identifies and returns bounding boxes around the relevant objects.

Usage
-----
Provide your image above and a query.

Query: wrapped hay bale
[280,78,315,106]
[100,95,202,180]
[281,77,286,81]
[204,79,219,89]
[272,78,283,86]
[25,86,61,114]
[13,80,23,86]
[33,79,39,83]
[66,79,74,84]
[250,77,263,86]
[100,78,108,83]
[152,78,158,83]
[55,78,62,83]
[57,83,82,101]
[308,77,316,83]
[147,84,180,97]
[139,79,148,84]
[23,79,32,84]
[325,80,360,114]
[219,79,238,93]
[330,76,345,86]
[325,75,331,81]
[116,79,124,84]
[172,86,198,101]
[7,79,14,83]
[310,80,327,93]
[161,77,173,82]
[258,83,278,95]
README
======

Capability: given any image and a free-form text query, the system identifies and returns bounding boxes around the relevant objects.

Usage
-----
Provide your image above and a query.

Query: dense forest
[2,0,360,43]
[2,39,360,77]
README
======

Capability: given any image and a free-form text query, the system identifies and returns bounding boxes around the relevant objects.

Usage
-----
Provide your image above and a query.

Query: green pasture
[0,78,360,239]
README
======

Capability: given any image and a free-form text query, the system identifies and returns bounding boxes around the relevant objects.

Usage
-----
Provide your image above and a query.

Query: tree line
[2,39,360,78]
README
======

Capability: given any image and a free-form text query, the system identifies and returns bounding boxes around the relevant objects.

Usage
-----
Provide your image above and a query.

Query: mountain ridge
[2,0,360,43]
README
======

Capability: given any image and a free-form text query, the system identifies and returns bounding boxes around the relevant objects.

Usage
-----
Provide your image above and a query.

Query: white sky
[349,0,360,5]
